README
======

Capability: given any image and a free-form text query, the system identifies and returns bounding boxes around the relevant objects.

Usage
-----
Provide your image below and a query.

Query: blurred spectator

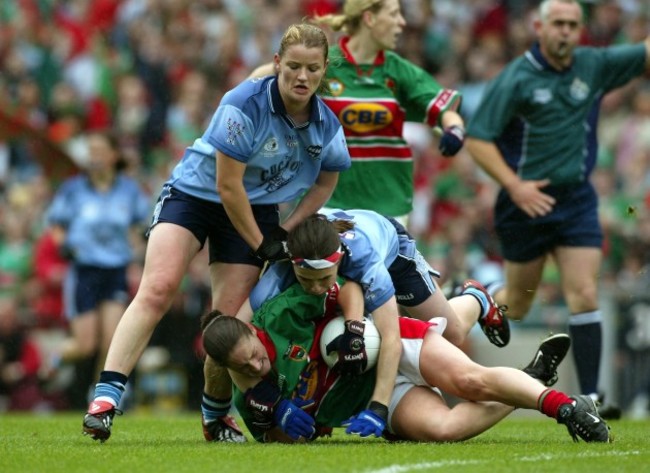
[0,295,43,411]
[26,229,68,329]
[0,204,34,301]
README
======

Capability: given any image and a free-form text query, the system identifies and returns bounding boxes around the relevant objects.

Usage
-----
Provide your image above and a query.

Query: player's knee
[137,281,178,316]
[450,371,488,400]
[501,298,532,321]
[427,423,464,442]
[569,284,598,309]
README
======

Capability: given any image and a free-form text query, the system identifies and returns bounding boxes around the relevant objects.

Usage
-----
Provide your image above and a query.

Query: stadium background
[0,0,648,418]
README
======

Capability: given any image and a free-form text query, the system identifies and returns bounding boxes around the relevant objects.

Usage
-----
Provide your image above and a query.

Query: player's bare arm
[338,280,365,323]
[368,298,402,408]
[465,137,556,218]
[281,171,339,231]
[248,62,275,79]
[216,151,264,249]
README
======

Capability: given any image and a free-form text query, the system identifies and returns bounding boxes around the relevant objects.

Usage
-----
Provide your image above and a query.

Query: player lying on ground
[236,209,510,436]
[201,277,611,443]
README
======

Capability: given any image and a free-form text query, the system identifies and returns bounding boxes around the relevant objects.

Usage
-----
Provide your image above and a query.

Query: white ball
[319,316,381,372]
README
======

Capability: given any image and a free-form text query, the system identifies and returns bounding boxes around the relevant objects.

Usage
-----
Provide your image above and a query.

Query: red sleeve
[19,339,42,376]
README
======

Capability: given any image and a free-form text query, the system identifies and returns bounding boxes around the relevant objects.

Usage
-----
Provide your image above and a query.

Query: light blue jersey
[250,209,404,313]
[165,76,351,204]
[47,175,151,267]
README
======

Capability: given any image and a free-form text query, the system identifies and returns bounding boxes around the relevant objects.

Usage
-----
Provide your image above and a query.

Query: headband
[291,246,344,270]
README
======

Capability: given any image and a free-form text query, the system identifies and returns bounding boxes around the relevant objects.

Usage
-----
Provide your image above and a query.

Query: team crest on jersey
[262,137,279,155]
[306,145,322,160]
[225,117,245,145]
[385,77,396,94]
[284,342,309,362]
[570,78,590,101]
[328,79,344,96]
[532,88,553,104]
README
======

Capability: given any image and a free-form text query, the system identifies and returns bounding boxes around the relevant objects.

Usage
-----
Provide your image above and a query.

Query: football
[319,316,381,372]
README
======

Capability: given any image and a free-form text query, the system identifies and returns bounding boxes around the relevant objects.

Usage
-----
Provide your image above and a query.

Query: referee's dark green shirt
[468,42,646,185]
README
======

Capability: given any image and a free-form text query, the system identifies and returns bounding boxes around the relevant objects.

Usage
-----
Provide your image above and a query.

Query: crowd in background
[1,0,649,415]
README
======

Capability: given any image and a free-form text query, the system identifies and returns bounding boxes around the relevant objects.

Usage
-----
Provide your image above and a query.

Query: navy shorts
[494,181,603,262]
[385,217,441,307]
[149,185,280,267]
[64,265,129,319]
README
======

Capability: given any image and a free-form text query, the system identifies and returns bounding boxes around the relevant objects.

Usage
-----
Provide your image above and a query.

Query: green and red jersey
[322,37,462,216]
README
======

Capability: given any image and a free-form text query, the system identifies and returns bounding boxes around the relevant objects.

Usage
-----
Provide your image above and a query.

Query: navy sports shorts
[494,181,603,262]
[149,185,280,267]
[64,264,129,319]
[385,217,441,307]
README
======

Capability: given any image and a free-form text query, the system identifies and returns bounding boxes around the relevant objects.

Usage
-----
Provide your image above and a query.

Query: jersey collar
[339,36,385,75]
[267,76,322,129]
[255,326,277,363]
[525,42,573,74]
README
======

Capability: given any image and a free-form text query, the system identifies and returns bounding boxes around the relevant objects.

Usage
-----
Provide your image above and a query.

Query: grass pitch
[1,412,647,473]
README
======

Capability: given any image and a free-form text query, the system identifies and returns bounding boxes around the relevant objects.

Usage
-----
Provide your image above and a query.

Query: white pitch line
[362,450,641,473]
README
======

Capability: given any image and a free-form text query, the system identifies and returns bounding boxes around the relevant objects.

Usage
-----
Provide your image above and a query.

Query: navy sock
[201,392,231,422]
[568,311,602,396]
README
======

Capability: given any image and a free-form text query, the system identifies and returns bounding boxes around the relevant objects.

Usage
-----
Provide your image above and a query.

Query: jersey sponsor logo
[225,117,245,145]
[339,102,393,133]
[261,155,303,192]
[533,88,553,104]
[328,79,344,96]
[570,78,590,101]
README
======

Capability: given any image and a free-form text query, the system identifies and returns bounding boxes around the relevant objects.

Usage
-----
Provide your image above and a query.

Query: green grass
[1,413,647,473]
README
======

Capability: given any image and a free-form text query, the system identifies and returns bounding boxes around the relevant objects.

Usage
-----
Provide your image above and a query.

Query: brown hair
[88,129,128,172]
[200,311,252,367]
[287,214,354,259]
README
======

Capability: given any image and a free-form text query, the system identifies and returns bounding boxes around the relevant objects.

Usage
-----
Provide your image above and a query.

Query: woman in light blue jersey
[46,130,150,405]
[82,23,351,444]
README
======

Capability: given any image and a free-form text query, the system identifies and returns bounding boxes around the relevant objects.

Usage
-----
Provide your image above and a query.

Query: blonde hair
[278,23,329,60]
[313,0,384,35]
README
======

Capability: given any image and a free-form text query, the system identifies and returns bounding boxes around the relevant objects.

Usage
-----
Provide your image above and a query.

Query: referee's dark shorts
[494,181,603,262]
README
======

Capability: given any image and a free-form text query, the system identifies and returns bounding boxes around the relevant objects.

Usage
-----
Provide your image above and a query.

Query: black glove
[253,226,290,262]
[244,379,282,431]
[325,319,367,375]
[438,125,465,157]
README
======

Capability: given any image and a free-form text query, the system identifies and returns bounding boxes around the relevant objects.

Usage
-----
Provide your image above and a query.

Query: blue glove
[438,125,465,157]
[274,399,316,440]
[342,402,388,438]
